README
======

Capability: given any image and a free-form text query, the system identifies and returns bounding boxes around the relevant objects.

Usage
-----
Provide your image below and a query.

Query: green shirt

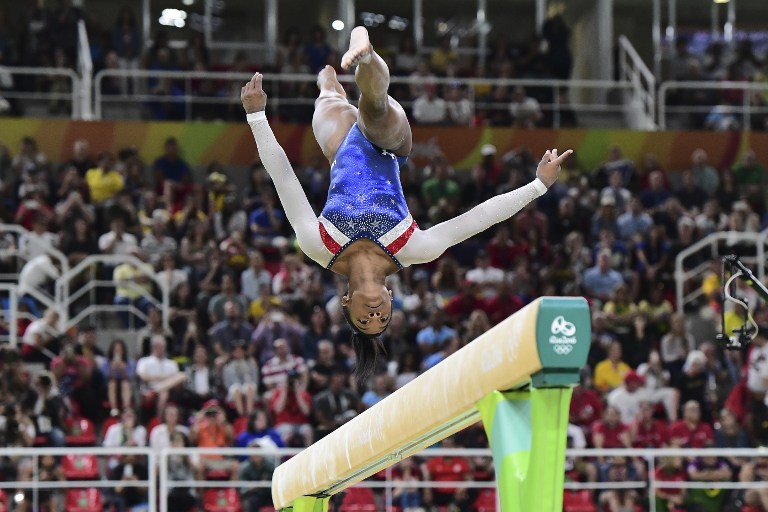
[422,177,460,205]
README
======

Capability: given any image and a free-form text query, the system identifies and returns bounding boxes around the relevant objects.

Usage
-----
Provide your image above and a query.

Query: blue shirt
[583,267,624,298]
[416,325,457,348]
[249,207,285,238]
[617,212,653,241]
[153,156,191,183]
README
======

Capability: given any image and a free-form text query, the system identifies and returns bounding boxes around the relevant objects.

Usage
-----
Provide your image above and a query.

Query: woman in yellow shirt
[85,152,124,204]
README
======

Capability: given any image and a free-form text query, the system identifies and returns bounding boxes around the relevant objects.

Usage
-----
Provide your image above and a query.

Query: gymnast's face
[342,285,393,335]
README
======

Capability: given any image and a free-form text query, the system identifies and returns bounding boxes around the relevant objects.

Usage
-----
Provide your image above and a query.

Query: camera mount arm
[716,254,768,349]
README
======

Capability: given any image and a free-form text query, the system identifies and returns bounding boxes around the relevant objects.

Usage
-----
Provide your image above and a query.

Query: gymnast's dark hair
[341,305,387,383]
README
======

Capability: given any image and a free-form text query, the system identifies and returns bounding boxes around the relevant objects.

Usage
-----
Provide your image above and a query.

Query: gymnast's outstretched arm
[399,149,573,266]
[242,73,326,263]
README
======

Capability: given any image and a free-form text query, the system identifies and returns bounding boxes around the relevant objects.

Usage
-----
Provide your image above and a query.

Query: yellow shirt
[85,167,124,203]
[113,263,152,300]
[248,296,281,322]
[594,359,631,393]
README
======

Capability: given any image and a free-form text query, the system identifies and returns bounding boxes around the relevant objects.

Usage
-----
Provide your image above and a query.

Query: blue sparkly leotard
[319,123,415,269]
[247,111,549,272]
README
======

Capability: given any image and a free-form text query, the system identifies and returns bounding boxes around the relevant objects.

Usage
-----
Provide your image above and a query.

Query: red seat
[472,489,496,512]
[65,488,102,512]
[339,486,376,512]
[233,416,249,436]
[62,454,100,480]
[563,490,597,512]
[64,418,97,446]
[0,489,7,512]
[203,489,242,512]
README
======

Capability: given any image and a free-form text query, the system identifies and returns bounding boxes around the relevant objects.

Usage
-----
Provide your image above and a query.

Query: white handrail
[659,80,768,130]
[77,19,93,120]
[92,67,631,123]
[54,254,169,331]
[617,35,657,129]
[0,67,81,119]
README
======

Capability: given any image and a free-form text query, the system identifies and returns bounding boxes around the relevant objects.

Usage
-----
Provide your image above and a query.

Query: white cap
[480,144,497,156]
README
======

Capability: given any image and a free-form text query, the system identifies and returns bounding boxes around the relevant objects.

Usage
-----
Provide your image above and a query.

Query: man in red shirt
[669,400,714,448]
[268,370,313,447]
[422,436,471,508]
[632,401,670,448]
[570,372,604,436]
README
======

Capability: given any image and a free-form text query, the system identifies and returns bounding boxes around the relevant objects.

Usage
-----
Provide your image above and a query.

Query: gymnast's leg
[312,65,358,163]
[341,26,412,156]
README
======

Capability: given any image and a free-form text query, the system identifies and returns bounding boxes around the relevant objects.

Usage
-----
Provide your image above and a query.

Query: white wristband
[246,111,267,125]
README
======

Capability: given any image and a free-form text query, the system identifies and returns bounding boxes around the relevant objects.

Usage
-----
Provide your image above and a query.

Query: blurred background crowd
[0,125,767,510]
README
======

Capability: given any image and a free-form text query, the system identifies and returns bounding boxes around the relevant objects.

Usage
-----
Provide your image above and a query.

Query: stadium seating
[203,488,242,512]
[64,417,97,447]
[339,487,376,511]
[472,488,497,511]
[62,454,100,480]
[65,488,103,512]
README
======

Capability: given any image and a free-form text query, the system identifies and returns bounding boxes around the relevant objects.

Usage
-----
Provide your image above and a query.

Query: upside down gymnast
[241,26,572,378]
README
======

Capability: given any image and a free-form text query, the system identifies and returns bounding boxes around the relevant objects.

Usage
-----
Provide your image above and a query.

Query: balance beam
[272,296,590,511]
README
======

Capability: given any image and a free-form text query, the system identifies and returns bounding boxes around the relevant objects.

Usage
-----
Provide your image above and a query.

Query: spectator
[632,400,670,449]
[362,374,392,408]
[153,137,193,211]
[639,170,672,211]
[182,345,218,410]
[136,336,184,416]
[616,197,652,242]
[714,408,749,472]
[732,149,765,191]
[207,273,249,325]
[594,341,631,394]
[249,189,285,248]
[313,369,360,441]
[674,169,707,213]
[739,460,768,510]
[113,255,154,327]
[136,306,173,358]
[412,83,447,125]
[22,371,65,447]
[102,338,135,417]
[241,251,272,302]
[654,457,687,512]
[209,300,253,364]
[600,170,632,213]
[251,310,305,365]
[104,407,147,448]
[111,6,141,95]
[21,307,61,363]
[107,453,150,512]
[269,368,312,447]
[583,250,624,303]
[18,214,58,260]
[303,25,331,73]
[422,436,472,509]
[85,151,124,205]
[465,249,505,298]
[669,400,714,448]
[636,350,680,421]
[165,432,199,511]
[416,310,459,362]
[261,338,307,391]
[445,84,472,125]
[688,148,720,198]
[508,86,542,128]
[239,438,276,511]
[99,216,139,256]
[190,400,238,479]
[608,370,671,425]
[60,216,98,266]
[685,450,731,511]
[141,216,178,267]
[660,313,695,379]
[421,157,459,212]
[235,409,284,451]
[17,253,60,314]
[149,403,190,455]
[156,253,188,295]
[222,340,259,416]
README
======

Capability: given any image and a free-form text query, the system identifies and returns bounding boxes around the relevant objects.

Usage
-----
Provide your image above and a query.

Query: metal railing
[659,80,768,130]
[618,35,657,129]
[0,66,81,119]
[675,230,768,313]
[92,68,634,126]
[77,19,93,121]
[0,446,763,512]
[0,447,155,512]
[54,254,170,332]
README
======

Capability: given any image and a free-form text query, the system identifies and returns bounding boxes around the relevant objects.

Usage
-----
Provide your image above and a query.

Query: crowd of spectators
[0,125,767,510]
[0,3,575,127]
[666,37,768,131]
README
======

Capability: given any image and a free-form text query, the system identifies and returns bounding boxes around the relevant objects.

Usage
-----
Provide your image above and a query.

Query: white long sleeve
[397,179,548,266]
[247,112,329,264]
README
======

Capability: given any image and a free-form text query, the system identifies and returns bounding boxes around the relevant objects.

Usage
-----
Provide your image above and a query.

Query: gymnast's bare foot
[341,26,373,70]
[317,65,346,96]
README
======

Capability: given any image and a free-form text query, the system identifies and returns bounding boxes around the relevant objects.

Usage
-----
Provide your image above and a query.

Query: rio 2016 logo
[550,316,577,355]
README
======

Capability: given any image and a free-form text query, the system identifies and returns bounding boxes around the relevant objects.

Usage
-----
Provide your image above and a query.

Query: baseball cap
[624,370,645,385]
[480,144,497,157]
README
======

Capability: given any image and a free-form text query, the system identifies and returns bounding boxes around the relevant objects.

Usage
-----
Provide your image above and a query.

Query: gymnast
[241,26,572,377]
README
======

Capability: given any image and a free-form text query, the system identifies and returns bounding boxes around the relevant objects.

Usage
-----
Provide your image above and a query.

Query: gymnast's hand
[241,73,267,114]
[535,148,573,188]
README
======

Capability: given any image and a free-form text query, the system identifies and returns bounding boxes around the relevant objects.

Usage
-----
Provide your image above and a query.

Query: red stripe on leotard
[385,219,417,255]
[319,222,342,254]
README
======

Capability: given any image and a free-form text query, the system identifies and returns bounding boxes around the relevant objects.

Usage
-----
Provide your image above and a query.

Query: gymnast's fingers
[539,150,552,166]
[553,149,574,165]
